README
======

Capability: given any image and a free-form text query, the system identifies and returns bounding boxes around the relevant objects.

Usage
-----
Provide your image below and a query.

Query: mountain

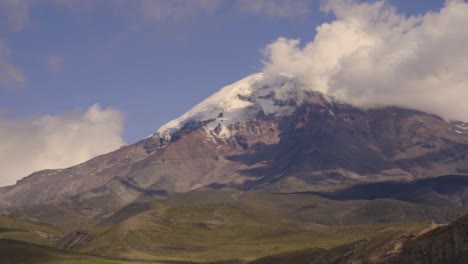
[2,72,468,262]
[1,73,468,217]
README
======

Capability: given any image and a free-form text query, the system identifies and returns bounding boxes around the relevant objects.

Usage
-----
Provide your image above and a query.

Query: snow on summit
[155,73,300,140]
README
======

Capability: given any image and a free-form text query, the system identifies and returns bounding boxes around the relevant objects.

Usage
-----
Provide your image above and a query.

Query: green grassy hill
[1,189,465,263]
[79,191,431,263]
[0,215,62,246]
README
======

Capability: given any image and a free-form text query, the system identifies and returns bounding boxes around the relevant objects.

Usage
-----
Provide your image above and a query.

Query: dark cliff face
[391,215,468,264]
[1,92,468,211]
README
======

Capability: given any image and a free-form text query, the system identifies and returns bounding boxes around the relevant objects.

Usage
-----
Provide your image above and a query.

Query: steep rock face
[390,215,468,264]
[1,73,468,210]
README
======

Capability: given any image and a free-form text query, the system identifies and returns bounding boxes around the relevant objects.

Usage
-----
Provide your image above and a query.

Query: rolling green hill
[76,190,434,263]
[1,188,467,263]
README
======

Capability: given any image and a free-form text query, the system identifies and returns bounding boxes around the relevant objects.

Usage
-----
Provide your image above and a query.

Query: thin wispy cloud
[46,55,64,74]
[0,104,125,187]
[263,0,468,122]
[0,0,311,32]
[0,0,30,31]
[0,40,27,91]
[239,0,310,19]
[0,0,223,29]
[117,0,222,22]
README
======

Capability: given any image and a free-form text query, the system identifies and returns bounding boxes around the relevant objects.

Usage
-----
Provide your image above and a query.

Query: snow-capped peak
[153,73,302,141]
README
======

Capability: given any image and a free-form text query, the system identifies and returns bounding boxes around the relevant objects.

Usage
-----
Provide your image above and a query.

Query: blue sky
[0,0,445,143]
[3,0,465,186]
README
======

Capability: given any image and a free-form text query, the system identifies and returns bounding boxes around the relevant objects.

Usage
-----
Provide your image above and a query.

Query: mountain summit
[156,73,297,140]
[147,73,322,152]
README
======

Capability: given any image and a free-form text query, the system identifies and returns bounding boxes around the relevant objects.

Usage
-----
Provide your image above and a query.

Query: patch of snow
[218,125,232,139]
[202,127,216,143]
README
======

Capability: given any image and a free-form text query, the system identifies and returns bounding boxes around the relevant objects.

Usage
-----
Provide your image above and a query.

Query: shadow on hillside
[0,239,57,264]
[301,175,468,207]
[224,104,468,191]
[225,105,401,190]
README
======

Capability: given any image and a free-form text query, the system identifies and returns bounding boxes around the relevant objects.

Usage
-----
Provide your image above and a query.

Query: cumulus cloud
[0,40,27,91]
[46,55,64,74]
[263,0,468,122]
[0,104,125,187]
[239,0,310,18]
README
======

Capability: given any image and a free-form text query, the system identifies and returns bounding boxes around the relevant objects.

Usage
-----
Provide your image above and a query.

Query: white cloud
[263,0,468,122]
[46,55,64,74]
[0,0,30,31]
[0,40,27,91]
[0,104,125,187]
[239,0,310,18]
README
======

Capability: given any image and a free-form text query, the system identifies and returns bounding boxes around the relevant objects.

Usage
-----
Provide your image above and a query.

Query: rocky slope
[1,73,468,215]
[393,214,468,264]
